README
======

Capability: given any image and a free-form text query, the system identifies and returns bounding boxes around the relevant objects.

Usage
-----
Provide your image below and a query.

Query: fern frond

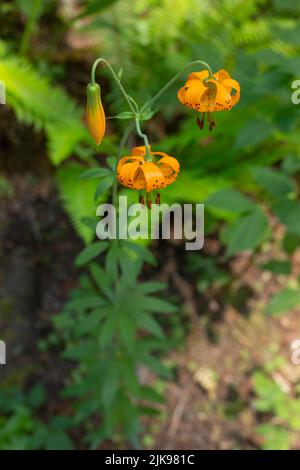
[0,41,88,165]
[232,19,270,47]
[56,163,106,243]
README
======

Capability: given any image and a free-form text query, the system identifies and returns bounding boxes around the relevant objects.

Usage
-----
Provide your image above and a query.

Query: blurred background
[1,0,300,450]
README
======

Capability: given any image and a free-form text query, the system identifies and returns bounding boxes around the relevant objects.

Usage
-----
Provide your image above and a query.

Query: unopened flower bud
[86,82,106,145]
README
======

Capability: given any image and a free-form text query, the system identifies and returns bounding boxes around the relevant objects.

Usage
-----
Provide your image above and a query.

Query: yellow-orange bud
[86,83,106,145]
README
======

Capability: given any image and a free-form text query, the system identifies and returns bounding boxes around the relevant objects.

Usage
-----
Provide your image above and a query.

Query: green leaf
[260,260,291,275]
[115,111,134,119]
[138,405,161,417]
[75,309,107,335]
[206,189,256,215]
[138,281,166,294]
[273,0,300,12]
[139,386,165,404]
[118,314,135,352]
[119,357,140,396]
[120,240,156,266]
[63,341,98,360]
[65,295,106,312]
[281,155,300,175]
[107,156,117,171]
[266,288,300,316]
[105,244,119,283]
[140,109,156,121]
[141,355,172,378]
[89,264,113,300]
[75,241,109,266]
[27,385,46,409]
[79,168,112,180]
[17,0,45,20]
[94,174,115,200]
[235,119,274,149]
[256,424,290,451]
[142,296,177,314]
[225,210,268,256]
[253,372,284,403]
[45,432,74,450]
[138,313,165,339]
[75,0,120,19]
[273,200,300,236]
[101,363,120,409]
[73,395,103,424]
[99,313,116,347]
[282,233,300,255]
[251,167,295,197]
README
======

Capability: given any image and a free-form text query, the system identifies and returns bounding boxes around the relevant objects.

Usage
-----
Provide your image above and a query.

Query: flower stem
[141,60,213,112]
[112,122,134,207]
[91,58,137,116]
[135,117,151,158]
[91,58,151,155]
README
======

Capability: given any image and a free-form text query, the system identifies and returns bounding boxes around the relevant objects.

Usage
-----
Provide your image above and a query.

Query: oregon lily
[86,58,238,208]
[117,145,180,207]
[178,69,240,131]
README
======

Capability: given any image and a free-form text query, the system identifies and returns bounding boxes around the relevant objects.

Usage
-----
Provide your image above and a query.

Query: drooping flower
[117,146,180,205]
[178,69,240,130]
[86,82,106,145]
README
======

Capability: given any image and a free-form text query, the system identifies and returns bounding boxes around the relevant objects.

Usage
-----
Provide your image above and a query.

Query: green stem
[141,60,213,112]
[112,122,134,207]
[91,58,137,116]
[91,58,151,154]
[135,117,151,158]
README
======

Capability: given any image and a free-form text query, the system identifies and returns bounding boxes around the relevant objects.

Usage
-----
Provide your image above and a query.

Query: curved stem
[91,58,136,116]
[135,117,151,157]
[141,60,213,112]
[92,58,151,153]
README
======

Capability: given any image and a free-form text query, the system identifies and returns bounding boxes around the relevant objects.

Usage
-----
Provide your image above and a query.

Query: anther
[196,113,205,130]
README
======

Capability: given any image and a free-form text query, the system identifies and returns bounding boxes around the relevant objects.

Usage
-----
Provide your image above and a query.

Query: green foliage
[2,0,300,451]
[223,209,268,257]
[253,367,300,450]
[57,1,300,447]
[54,237,176,447]
[260,259,291,275]
[266,288,300,316]
[0,386,74,450]
[186,255,229,293]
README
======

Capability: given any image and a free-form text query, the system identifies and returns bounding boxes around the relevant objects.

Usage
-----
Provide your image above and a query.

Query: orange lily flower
[178,69,240,130]
[86,82,106,145]
[117,146,180,205]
